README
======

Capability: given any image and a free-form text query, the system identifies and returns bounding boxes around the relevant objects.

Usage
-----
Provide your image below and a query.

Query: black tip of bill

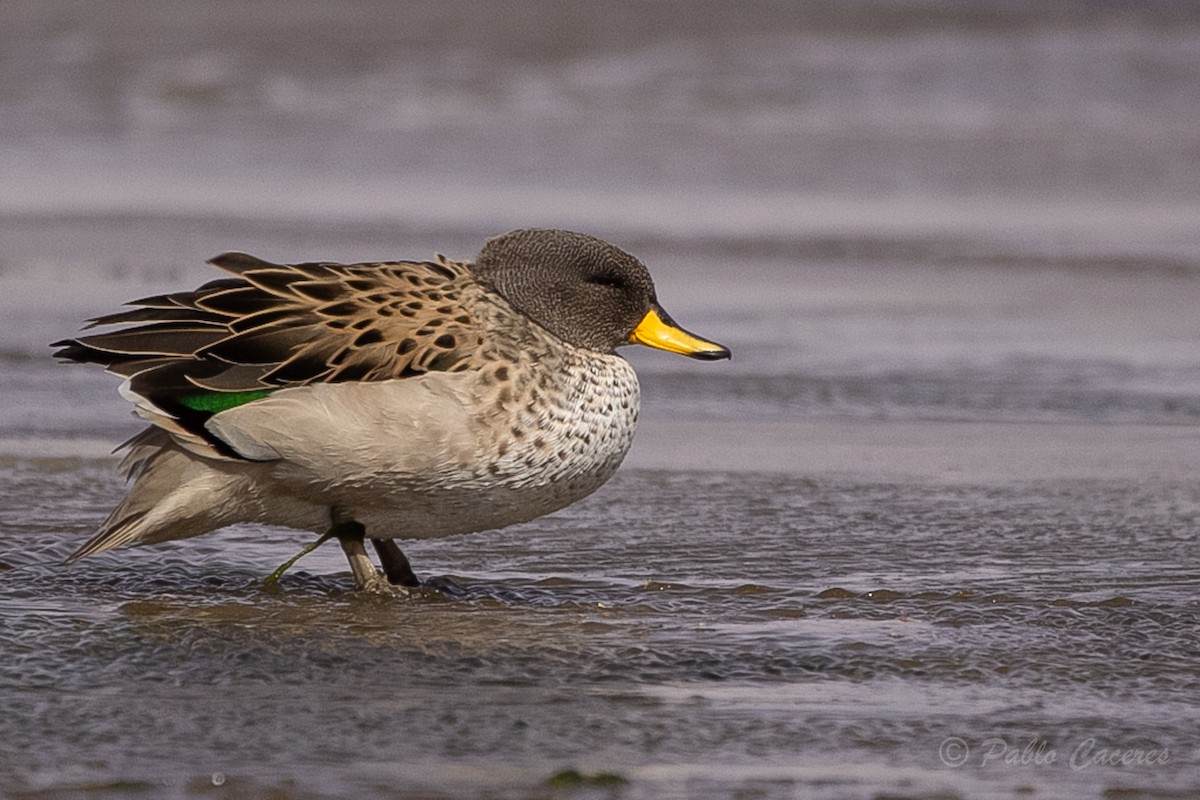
[629,305,731,361]
[686,344,732,361]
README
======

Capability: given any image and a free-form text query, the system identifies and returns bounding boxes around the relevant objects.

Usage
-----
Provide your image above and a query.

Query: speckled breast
[348,350,641,539]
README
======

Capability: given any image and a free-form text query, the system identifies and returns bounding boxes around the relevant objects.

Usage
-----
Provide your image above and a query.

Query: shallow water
[2,460,1199,799]
[3,1,1200,798]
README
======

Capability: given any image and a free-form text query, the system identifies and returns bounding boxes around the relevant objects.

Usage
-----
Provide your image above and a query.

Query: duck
[54,228,730,592]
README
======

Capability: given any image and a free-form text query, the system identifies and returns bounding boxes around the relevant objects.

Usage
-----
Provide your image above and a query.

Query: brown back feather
[55,253,484,403]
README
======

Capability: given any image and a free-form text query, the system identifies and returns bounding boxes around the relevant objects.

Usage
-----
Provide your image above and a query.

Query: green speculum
[176,389,274,413]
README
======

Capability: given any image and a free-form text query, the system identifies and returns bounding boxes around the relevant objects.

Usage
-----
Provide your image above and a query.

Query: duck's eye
[586,275,624,290]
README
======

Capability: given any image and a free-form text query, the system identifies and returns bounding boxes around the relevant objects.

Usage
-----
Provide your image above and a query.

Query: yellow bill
[629,305,731,361]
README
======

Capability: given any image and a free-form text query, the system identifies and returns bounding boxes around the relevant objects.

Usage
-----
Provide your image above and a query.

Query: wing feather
[54,251,485,454]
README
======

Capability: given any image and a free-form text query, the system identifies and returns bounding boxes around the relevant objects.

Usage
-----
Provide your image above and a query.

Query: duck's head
[471,228,730,360]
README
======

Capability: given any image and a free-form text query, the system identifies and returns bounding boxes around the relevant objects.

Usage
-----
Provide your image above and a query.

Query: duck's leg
[330,518,393,594]
[370,538,422,587]
[264,530,335,585]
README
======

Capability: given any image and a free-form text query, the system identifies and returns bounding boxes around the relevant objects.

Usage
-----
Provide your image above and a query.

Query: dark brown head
[470,228,729,360]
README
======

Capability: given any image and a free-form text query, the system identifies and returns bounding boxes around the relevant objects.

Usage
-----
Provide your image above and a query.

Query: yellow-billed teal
[55,229,730,592]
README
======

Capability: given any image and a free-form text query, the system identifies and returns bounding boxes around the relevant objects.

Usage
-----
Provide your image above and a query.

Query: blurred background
[5,0,1200,243]
[3,0,1200,448]
[3,2,1200,799]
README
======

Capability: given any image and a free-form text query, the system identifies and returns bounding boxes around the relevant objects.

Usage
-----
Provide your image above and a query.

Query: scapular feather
[55,253,483,451]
